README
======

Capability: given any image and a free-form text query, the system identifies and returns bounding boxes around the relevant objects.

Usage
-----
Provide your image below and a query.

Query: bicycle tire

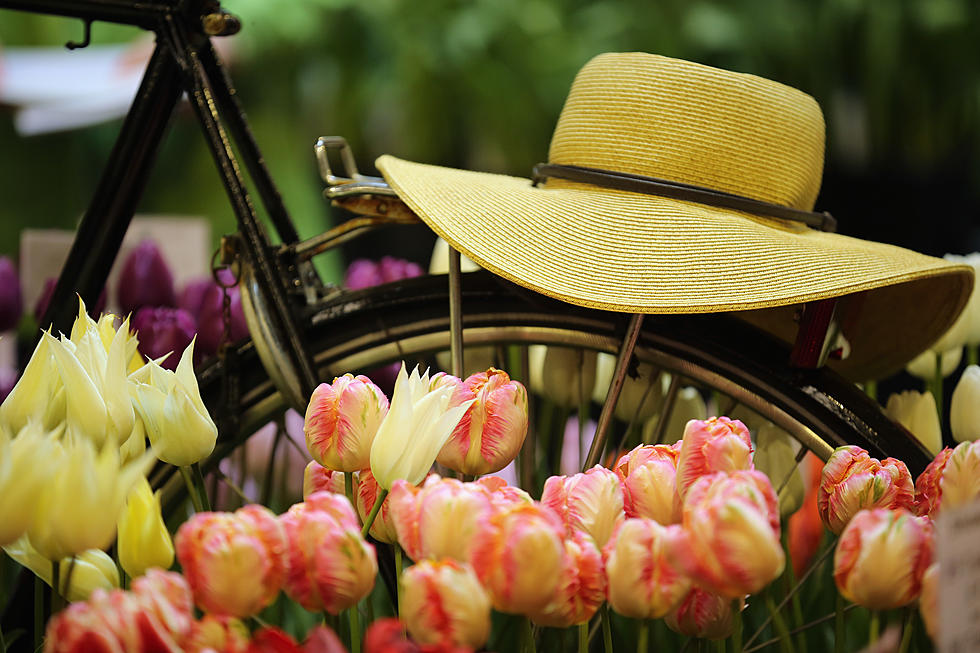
[191,270,932,483]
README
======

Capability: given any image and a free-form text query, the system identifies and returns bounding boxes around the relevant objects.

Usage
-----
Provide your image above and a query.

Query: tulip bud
[131,306,196,372]
[400,559,491,648]
[389,476,493,562]
[469,502,568,615]
[0,422,62,546]
[527,530,605,627]
[906,347,963,380]
[753,423,805,517]
[355,468,399,543]
[117,476,174,578]
[919,563,939,644]
[528,345,597,408]
[664,588,741,640]
[193,281,249,362]
[437,368,528,476]
[280,492,377,614]
[604,519,691,619]
[675,417,754,503]
[3,535,120,602]
[833,508,933,610]
[914,447,953,518]
[540,466,624,548]
[670,470,784,598]
[131,339,218,467]
[0,256,22,331]
[117,239,177,313]
[369,364,474,490]
[175,504,287,617]
[951,365,980,443]
[304,374,389,473]
[817,445,914,534]
[640,386,708,445]
[944,253,980,346]
[884,390,943,455]
[592,355,665,423]
[614,443,681,525]
[429,238,480,275]
[939,439,980,511]
[303,460,346,499]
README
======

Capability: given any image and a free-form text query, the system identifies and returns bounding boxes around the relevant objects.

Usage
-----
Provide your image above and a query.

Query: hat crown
[547,53,825,211]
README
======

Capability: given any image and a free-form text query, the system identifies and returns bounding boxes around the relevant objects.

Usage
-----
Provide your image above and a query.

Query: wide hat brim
[377,154,973,381]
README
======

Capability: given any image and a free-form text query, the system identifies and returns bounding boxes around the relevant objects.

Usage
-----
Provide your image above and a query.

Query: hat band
[532,163,837,232]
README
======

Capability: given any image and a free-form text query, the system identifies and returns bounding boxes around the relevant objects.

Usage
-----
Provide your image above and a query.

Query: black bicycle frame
[0,0,319,398]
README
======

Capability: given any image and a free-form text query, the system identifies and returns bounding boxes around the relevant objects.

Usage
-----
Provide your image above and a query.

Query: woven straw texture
[376,53,972,380]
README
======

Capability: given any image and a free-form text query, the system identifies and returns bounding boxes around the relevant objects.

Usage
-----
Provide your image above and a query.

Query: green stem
[180,466,205,513]
[50,560,63,614]
[637,620,649,653]
[764,594,794,653]
[345,473,356,515]
[864,379,877,403]
[394,545,403,616]
[969,344,979,367]
[601,604,613,653]
[715,639,726,653]
[834,594,845,653]
[579,622,588,653]
[348,602,361,653]
[360,488,388,538]
[522,616,537,653]
[897,609,914,653]
[731,599,743,653]
[62,556,78,603]
[34,575,43,651]
[931,353,943,429]
[191,463,212,511]
[868,611,880,645]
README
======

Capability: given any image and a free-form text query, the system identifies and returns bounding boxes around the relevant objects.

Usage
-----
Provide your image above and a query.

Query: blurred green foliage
[1,0,979,274]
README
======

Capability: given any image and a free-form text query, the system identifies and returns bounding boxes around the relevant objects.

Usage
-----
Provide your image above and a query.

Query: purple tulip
[194,281,249,361]
[0,366,18,403]
[0,257,23,331]
[343,256,424,290]
[132,306,196,370]
[34,278,106,325]
[117,239,177,314]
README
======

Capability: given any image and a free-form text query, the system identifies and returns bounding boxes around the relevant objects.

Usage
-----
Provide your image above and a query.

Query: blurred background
[1,0,979,278]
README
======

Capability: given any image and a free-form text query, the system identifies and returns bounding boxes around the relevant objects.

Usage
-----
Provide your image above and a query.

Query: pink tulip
[43,570,193,653]
[675,417,753,503]
[939,439,980,512]
[400,559,491,649]
[614,443,682,524]
[530,530,606,627]
[436,368,529,476]
[833,508,933,610]
[356,469,398,543]
[664,587,742,640]
[389,475,494,562]
[817,445,914,534]
[475,476,533,508]
[540,465,624,548]
[175,505,287,618]
[280,492,377,614]
[604,519,691,619]
[669,470,784,598]
[302,460,346,499]
[184,615,250,653]
[469,502,568,615]
[304,374,389,473]
[914,447,953,518]
[919,563,939,644]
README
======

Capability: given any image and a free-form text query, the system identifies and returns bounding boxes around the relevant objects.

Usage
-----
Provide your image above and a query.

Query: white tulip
[429,237,480,275]
[369,364,474,489]
[906,346,962,381]
[884,390,943,455]
[944,253,980,346]
[529,345,597,408]
[641,385,707,445]
[951,365,980,443]
[593,353,664,423]
[753,423,804,517]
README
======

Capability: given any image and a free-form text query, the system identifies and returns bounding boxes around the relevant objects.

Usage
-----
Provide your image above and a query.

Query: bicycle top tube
[0,0,213,29]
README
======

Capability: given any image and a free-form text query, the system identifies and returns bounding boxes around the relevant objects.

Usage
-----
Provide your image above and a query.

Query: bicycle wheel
[179,269,931,505]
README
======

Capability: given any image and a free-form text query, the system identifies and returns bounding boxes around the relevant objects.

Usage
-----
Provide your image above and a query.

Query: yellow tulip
[28,436,150,560]
[369,364,474,489]
[0,331,65,433]
[117,476,174,578]
[131,338,217,467]
[3,535,119,602]
[0,422,62,546]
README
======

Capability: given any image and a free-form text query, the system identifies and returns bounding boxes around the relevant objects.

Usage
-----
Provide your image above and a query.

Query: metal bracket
[315,135,398,198]
[66,19,92,50]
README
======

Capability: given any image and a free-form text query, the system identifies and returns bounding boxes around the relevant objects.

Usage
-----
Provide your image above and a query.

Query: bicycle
[0,0,954,647]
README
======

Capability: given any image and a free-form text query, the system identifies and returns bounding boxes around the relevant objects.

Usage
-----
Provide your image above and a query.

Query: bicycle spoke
[744,604,857,653]
[647,374,682,445]
[448,249,465,377]
[584,314,645,470]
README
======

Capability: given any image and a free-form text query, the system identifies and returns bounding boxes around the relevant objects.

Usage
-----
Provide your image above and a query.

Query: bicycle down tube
[0,0,320,401]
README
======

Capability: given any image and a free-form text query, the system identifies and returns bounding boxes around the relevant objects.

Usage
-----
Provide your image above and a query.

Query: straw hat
[376,52,973,380]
